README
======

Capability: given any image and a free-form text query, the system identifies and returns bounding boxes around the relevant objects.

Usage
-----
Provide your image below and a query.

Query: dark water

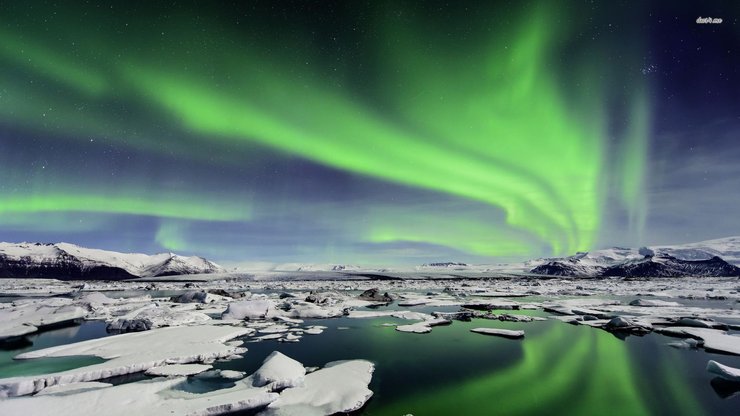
[0,321,109,377]
[1,304,739,415]
[213,308,740,416]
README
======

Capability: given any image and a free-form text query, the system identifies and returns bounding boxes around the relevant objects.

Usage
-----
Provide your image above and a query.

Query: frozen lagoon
[0,276,739,415]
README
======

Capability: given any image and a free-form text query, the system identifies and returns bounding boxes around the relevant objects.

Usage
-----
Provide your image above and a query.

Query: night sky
[1,1,738,266]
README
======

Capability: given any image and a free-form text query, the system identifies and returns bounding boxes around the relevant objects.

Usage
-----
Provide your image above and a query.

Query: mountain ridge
[0,242,224,280]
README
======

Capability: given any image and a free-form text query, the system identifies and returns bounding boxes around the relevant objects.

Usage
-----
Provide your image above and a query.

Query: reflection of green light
[374,324,652,415]
[657,348,703,415]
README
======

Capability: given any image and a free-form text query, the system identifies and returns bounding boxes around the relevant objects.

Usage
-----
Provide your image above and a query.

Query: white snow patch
[251,351,306,391]
[260,360,374,416]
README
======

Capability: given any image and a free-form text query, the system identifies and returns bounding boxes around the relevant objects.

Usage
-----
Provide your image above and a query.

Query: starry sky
[1,1,738,267]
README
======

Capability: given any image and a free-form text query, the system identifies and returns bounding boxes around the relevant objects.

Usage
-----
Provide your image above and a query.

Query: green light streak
[117,3,618,255]
[619,94,650,242]
[0,2,652,258]
[154,220,189,251]
[365,213,535,257]
[0,193,251,222]
[0,28,108,96]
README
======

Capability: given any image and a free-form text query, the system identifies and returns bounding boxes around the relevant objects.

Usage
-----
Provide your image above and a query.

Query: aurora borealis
[1,1,739,265]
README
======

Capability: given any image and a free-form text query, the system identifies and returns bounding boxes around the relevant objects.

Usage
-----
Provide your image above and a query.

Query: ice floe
[0,324,251,397]
[656,327,740,355]
[0,300,86,341]
[470,328,525,338]
[260,360,374,416]
[707,360,740,382]
[251,351,306,390]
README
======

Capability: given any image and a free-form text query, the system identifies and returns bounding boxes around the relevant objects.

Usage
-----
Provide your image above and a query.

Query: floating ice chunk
[77,292,117,305]
[395,322,432,334]
[106,305,210,332]
[260,360,374,416]
[0,303,86,341]
[357,288,393,303]
[220,370,246,380]
[280,301,345,319]
[603,316,653,334]
[395,318,450,334]
[145,363,213,377]
[280,333,302,343]
[273,316,303,324]
[258,324,291,334]
[497,314,546,322]
[251,351,306,391]
[628,299,682,307]
[675,317,725,329]
[657,327,740,355]
[170,290,229,304]
[255,334,283,341]
[304,326,324,335]
[222,300,275,320]
[707,360,740,382]
[347,310,431,321]
[470,328,525,339]
[463,300,520,311]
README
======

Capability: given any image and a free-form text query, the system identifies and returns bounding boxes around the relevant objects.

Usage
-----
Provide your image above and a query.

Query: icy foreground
[0,325,251,397]
[1,274,739,414]
[0,352,374,416]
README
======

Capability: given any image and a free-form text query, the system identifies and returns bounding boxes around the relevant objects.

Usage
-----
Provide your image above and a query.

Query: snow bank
[261,360,374,415]
[251,351,306,390]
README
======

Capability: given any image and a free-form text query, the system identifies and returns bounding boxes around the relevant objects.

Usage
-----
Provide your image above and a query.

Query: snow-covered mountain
[0,242,224,280]
[417,262,469,269]
[528,237,740,277]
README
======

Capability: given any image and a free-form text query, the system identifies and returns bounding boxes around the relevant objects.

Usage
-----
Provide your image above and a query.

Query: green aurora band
[0,2,650,259]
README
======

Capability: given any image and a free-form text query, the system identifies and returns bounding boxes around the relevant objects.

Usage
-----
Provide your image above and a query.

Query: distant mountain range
[2,236,740,280]
[0,242,224,280]
[526,237,740,277]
